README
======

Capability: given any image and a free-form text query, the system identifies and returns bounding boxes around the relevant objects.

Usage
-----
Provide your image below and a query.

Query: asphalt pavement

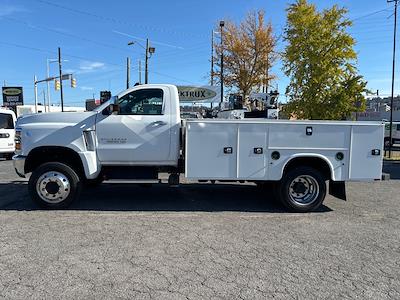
[0,159,399,299]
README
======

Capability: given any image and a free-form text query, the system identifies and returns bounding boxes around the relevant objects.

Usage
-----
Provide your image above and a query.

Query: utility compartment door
[349,125,384,180]
[237,123,268,179]
[185,122,237,179]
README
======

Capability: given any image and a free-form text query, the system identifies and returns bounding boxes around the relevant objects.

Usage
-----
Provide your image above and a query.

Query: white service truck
[0,108,16,160]
[13,84,384,212]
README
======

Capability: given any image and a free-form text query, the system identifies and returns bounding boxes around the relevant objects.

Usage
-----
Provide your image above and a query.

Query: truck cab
[95,85,180,166]
[0,108,16,160]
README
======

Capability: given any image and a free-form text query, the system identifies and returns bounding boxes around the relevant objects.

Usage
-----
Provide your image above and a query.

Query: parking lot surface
[0,159,399,299]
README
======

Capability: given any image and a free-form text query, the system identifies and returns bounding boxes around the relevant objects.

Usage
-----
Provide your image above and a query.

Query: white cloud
[0,4,26,17]
[63,68,76,74]
[79,61,105,72]
[80,86,94,91]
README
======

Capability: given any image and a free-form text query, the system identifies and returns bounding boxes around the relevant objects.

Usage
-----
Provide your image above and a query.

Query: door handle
[151,121,167,126]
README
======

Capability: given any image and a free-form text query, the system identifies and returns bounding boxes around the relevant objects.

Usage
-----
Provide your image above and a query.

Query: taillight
[15,130,21,151]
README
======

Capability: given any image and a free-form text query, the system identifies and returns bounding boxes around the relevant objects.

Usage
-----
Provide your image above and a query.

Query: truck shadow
[0,181,332,213]
[383,161,400,179]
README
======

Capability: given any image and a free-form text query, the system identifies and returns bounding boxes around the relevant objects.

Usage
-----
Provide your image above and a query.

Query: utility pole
[58,47,64,112]
[126,57,131,89]
[145,38,149,84]
[265,54,269,94]
[211,30,214,86]
[34,75,38,113]
[46,60,51,112]
[220,21,225,104]
[139,60,142,84]
[389,0,398,158]
[43,89,47,112]
[128,39,154,84]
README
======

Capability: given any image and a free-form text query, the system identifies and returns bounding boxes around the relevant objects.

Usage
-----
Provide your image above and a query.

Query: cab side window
[118,89,164,115]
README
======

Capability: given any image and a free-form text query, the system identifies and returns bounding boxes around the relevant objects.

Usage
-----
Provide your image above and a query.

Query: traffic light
[71,77,77,88]
[55,79,60,91]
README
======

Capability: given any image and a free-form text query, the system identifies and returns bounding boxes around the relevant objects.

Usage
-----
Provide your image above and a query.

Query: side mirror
[102,103,119,116]
[110,103,119,114]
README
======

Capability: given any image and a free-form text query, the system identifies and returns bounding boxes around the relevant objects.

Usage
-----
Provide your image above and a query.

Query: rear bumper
[13,155,26,178]
[0,148,14,154]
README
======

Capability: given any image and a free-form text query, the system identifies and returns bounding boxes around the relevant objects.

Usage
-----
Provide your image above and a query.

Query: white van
[0,108,16,160]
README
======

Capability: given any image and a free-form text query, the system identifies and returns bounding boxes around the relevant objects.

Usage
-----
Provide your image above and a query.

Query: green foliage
[282,0,367,120]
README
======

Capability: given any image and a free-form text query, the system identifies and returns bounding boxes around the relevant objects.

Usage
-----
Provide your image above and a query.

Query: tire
[28,162,82,209]
[277,167,326,213]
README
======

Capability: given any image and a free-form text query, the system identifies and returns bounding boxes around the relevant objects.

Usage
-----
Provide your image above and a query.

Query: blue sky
[0,0,397,107]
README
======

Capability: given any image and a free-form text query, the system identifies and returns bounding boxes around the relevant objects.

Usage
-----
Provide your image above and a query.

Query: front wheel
[28,162,82,209]
[277,167,326,213]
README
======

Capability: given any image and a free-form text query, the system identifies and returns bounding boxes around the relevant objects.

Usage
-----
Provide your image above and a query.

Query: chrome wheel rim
[36,171,71,204]
[288,175,319,205]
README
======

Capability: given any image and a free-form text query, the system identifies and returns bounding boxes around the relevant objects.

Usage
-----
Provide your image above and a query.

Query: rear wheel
[277,167,326,213]
[28,162,82,209]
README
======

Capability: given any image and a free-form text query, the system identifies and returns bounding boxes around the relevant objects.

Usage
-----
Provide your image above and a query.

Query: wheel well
[25,146,85,178]
[283,157,332,180]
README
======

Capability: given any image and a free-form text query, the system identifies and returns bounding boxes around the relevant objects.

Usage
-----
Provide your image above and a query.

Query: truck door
[95,87,172,164]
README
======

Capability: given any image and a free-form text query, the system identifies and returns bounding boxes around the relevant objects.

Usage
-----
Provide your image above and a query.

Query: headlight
[15,130,21,151]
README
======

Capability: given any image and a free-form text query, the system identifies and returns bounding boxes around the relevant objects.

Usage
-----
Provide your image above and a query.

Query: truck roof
[0,108,16,117]
[116,84,177,98]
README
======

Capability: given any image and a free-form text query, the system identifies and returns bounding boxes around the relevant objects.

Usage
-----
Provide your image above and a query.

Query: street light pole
[46,60,51,113]
[211,30,214,86]
[34,75,38,113]
[47,58,68,112]
[128,39,154,85]
[220,21,225,104]
[126,57,131,89]
[139,60,142,84]
[145,38,149,84]
[58,47,64,112]
[389,0,399,158]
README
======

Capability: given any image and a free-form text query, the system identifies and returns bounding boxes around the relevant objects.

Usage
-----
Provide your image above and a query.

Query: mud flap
[329,180,346,201]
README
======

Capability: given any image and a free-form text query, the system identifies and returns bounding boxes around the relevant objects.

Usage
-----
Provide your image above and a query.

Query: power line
[2,16,131,53]
[33,0,207,39]
[0,41,197,85]
[351,8,391,21]
[0,41,124,67]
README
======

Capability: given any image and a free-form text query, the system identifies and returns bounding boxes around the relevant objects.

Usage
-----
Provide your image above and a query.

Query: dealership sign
[2,87,24,107]
[177,86,220,103]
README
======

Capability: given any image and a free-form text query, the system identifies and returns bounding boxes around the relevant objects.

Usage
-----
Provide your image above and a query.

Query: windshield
[0,113,14,129]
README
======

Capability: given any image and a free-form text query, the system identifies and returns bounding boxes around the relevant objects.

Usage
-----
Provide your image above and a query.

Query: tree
[282,0,367,120]
[214,11,276,103]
